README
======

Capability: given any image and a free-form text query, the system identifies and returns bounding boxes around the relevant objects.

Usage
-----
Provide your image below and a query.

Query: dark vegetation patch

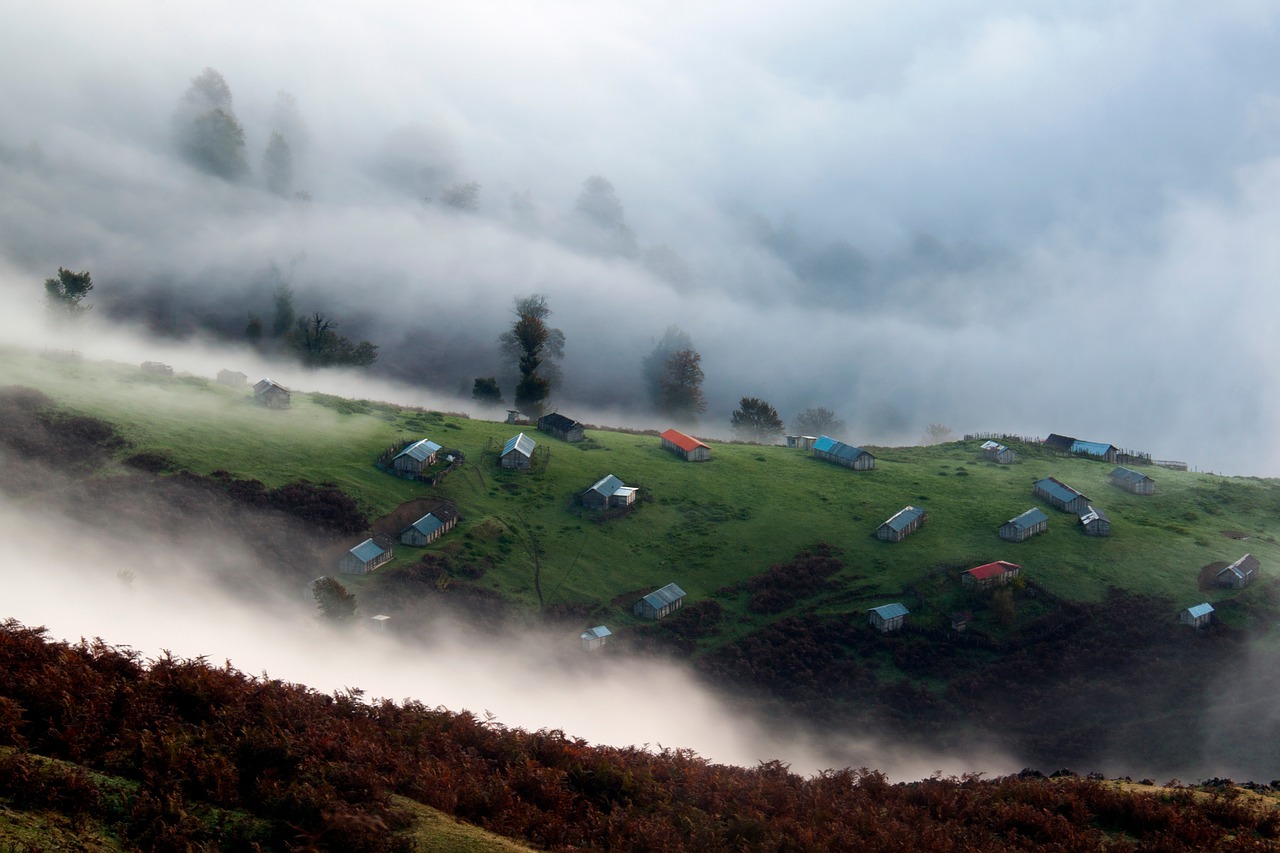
[365,554,508,631]
[720,542,844,614]
[185,470,368,535]
[0,385,128,491]
[626,600,726,658]
[124,450,178,473]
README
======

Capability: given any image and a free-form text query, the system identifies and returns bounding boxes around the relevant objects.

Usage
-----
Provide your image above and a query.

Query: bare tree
[923,423,954,445]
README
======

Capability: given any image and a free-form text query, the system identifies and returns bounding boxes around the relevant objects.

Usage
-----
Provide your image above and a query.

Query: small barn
[216,369,247,386]
[500,432,537,470]
[400,505,459,546]
[1180,602,1214,629]
[393,438,443,475]
[999,508,1049,542]
[950,611,973,632]
[581,474,638,509]
[1217,554,1260,589]
[538,412,585,443]
[254,378,292,409]
[633,583,687,619]
[868,603,909,633]
[877,506,928,542]
[1033,477,1090,514]
[1078,505,1112,537]
[812,436,876,470]
[580,625,612,651]
[1110,466,1156,495]
[962,561,1021,590]
[141,361,173,376]
[369,614,391,630]
[1043,433,1076,452]
[980,440,1018,464]
[339,538,393,575]
[786,435,818,451]
[660,429,711,462]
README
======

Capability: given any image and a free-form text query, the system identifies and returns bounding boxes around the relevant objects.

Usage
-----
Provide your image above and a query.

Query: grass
[391,796,542,852]
[8,346,1280,638]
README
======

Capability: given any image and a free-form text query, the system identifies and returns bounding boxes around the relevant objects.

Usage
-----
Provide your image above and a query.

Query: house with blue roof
[1180,602,1214,629]
[633,583,687,619]
[579,625,612,651]
[812,436,876,470]
[500,432,537,470]
[581,474,638,510]
[339,538,393,575]
[392,438,443,476]
[1000,507,1049,542]
[868,603,909,633]
[1033,477,1090,514]
[876,506,928,542]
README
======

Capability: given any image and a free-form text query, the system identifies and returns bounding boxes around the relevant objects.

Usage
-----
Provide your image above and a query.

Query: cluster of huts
[867,560,1024,633]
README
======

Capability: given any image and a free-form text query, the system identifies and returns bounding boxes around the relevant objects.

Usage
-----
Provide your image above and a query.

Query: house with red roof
[660,428,711,462]
[962,561,1021,590]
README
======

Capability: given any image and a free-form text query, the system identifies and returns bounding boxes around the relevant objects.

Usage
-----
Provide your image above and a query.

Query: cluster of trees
[245,278,379,368]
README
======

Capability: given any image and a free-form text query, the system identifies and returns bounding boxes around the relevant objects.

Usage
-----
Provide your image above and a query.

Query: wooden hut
[339,538,393,575]
[537,412,585,443]
[216,369,247,386]
[581,474,638,509]
[812,435,876,470]
[1078,505,1111,537]
[400,504,459,546]
[369,614,391,630]
[786,435,818,451]
[1110,466,1156,495]
[1216,554,1260,589]
[579,625,612,651]
[633,583,686,619]
[253,378,292,409]
[392,438,442,475]
[876,506,928,542]
[660,429,711,462]
[868,603,909,633]
[1033,477,1090,514]
[1180,602,1214,629]
[500,433,537,470]
[962,561,1021,590]
[999,508,1048,542]
[980,440,1017,464]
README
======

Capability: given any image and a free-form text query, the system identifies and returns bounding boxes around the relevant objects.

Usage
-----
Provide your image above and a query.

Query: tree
[573,175,637,258]
[312,577,357,623]
[731,397,785,443]
[656,349,706,421]
[43,267,94,319]
[792,406,846,437]
[498,295,564,416]
[289,313,379,368]
[642,244,692,288]
[175,68,248,181]
[472,376,503,406]
[441,181,480,212]
[923,423,954,445]
[262,131,293,196]
[271,280,296,338]
[641,325,695,406]
[245,314,263,346]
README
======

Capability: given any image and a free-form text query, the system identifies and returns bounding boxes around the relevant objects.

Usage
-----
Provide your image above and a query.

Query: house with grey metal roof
[1180,602,1214,629]
[392,438,443,475]
[500,432,537,470]
[812,435,876,470]
[633,583,687,619]
[1216,554,1260,589]
[1078,505,1111,537]
[253,378,291,409]
[876,506,928,543]
[538,412,585,443]
[1110,466,1155,495]
[1033,477,1090,514]
[999,507,1049,542]
[868,603,909,633]
[581,474,639,510]
[980,440,1017,464]
[339,538,393,575]
[580,625,612,651]
[400,506,459,546]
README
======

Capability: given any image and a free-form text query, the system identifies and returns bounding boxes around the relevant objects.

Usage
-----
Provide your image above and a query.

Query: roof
[1007,508,1049,529]
[348,538,386,562]
[1078,506,1110,525]
[869,603,909,620]
[980,440,1000,450]
[539,412,583,431]
[1070,439,1116,458]
[1185,602,1215,618]
[408,513,446,537]
[430,502,460,523]
[580,625,612,640]
[965,561,1021,580]
[394,438,442,463]
[1111,466,1154,484]
[813,435,871,462]
[254,378,289,394]
[882,505,926,533]
[502,432,537,458]
[1035,477,1087,504]
[660,429,709,453]
[587,474,625,496]
[1043,433,1075,450]
[641,582,687,609]
[1219,554,1260,579]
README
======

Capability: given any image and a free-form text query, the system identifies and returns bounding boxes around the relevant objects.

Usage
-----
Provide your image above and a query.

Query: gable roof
[254,378,289,394]
[1078,506,1110,525]
[882,506,926,533]
[980,440,1000,450]
[394,438,442,462]
[965,561,1021,581]
[348,538,386,562]
[1070,439,1117,457]
[1111,466,1153,484]
[1043,433,1075,450]
[660,429,709,453]
[1035,477,1088,504]
[539,412,583,431]
[1007,508,1049,529]
[641,582,687,609]
[580,625,612,640]
[586,474,636,499]
[1185,602,1215,619]
[407,513,446,538]
[813,435,871,461]
[1218,553,1260,580]
[502,432,537,457]
[869,602,909,620]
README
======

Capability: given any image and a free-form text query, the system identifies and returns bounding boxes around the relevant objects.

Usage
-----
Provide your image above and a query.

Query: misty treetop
[791,406,846,437]
[499,294,564,417]
[43,267,94,320]
[175,68,248,181]
[731,396,785,443]
[289,312,379,368]
[643,327,706,422]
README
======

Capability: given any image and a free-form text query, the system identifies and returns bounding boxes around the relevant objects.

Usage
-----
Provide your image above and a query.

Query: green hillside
[7,345,1280,640]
